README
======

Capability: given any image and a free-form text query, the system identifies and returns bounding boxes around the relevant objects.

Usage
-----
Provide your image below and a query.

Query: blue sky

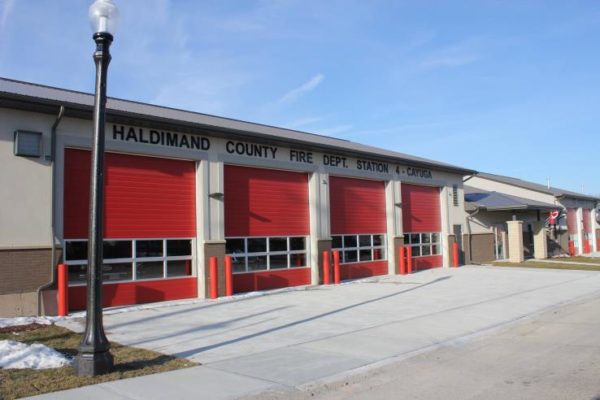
[1,0,599,195]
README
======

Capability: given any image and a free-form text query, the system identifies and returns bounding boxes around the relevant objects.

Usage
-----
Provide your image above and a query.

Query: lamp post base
[73,350,114,376]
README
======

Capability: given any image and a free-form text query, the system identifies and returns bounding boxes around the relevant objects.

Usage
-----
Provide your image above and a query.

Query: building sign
[113,125,210,150]
[225,140,277,159]
[111,124,438,181]
[397,165,433,179]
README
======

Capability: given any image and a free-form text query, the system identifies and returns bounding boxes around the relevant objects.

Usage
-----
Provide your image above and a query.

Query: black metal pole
[73,32,114,377]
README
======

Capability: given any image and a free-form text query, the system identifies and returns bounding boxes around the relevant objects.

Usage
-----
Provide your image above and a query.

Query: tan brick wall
[203,241,226,297]
[392,236,405,274]
[0,248,56,295]
[507,221,524,263]
[464,233,495,264]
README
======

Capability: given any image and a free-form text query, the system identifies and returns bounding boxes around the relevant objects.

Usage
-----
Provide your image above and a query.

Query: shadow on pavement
[175,276,451,358]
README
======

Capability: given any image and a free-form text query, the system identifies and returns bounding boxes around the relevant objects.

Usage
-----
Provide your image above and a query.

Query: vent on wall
[14,130,42,157]
[452,184,459,207]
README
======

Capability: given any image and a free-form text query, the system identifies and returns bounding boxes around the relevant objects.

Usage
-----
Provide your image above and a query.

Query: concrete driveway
[47,266,600,399]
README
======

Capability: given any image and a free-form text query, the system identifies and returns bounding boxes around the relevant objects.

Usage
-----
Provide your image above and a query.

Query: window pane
[102,262,132,281]
[432,233,440,243]
[344,250,358,263]
[66,241,87,261]
[290,237,306,251]
[136,261,164,279]
[103,241,132,259]
[411,246,421,257]
[247,238,267,253]
[269,237,287,252]
[344,235,357,248]
[359,249,372,262]
[270,254,288,269]
[290,253,306,267]
[373,235,384,246]
[231,255,246,273]
[226,238,245,255]
[167,240,192,256]
[422,245,431,256]
[332,236,342,249]
[167,260,192,277]
[359,235,371,247]
[422,233,431,244]
[373,248,384,260]
[136,240,163,258]
[247,255,267,271]
[432,244,439,255]
[409,234,420,245]
[404,234,410,244]
[68,265,87,284]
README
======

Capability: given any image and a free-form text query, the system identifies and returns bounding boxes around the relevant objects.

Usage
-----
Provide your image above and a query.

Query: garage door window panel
[332,234,387,264]
[64,238,193,285]
[404,233,441,257]
[226,236,308,273]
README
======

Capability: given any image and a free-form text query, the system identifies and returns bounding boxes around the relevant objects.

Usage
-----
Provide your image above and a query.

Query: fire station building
[0,78,473,317]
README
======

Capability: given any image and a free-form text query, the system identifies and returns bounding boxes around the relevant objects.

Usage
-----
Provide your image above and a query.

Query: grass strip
[492,261,600,271]
[1,324,195,399]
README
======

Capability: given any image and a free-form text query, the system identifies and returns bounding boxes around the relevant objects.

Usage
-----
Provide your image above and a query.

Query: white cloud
[0,0,15,30]
[419,39,482,69]
[285,116,323,129]
[279,73,324,104]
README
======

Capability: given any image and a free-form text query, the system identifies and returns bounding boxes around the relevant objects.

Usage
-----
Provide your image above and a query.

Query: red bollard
[399,246,406,275]
[322,250,331,285]
[406,246,413,274]
[209,256,218,299]
[583,240,591,254]
[452,241,459,268]
[57,264,68,317]
[568,240,575,257]
[224,256,233,297]
[333,250,341,284]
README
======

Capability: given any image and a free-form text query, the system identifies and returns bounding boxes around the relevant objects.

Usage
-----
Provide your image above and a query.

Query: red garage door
[63,148,197,310]
[402,184,442,270]
[329,176,388,280]
[567,208,579,253]
[583,209,592,254]
[224,165,311,293]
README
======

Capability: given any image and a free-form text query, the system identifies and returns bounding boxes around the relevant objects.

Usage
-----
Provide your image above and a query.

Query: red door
[63,149,197,309]
[583,209,592,253]
[329,176,388,280]
[224,165,311,293]
[401,184,442,269]
[567,208,579,254]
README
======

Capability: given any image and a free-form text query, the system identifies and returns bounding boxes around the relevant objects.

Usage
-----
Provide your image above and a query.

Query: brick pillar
[507,220,524,263]
[532,222,548,260]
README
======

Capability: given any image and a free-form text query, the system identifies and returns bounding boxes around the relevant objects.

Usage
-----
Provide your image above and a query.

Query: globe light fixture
[73,0,119,377]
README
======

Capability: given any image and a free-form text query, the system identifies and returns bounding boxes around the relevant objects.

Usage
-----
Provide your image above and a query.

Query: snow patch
[0,316,61,329]
[0,340,71,369]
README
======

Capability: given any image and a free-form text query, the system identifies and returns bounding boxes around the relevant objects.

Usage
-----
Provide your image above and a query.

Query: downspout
[36,105,65,315]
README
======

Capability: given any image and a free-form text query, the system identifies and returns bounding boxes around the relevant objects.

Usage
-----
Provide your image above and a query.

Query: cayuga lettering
[407,167,432,179]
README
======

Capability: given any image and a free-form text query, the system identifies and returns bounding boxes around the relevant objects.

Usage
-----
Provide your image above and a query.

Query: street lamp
[73,0,120,377]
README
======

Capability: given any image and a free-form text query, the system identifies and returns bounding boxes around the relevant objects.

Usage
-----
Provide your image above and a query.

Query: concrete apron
[42,266,600,400]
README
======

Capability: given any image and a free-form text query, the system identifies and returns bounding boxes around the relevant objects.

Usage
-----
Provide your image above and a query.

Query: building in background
[464,172,599,263]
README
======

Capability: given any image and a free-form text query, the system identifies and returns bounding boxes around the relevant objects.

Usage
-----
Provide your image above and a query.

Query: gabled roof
[0,77,475,175]
[464,185,559,212]
[476,172,600,202]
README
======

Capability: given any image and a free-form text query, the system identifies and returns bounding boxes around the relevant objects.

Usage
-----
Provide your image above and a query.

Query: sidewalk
[32,266,600,399]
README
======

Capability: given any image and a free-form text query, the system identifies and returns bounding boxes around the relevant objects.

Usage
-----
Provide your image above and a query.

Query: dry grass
[492,261,600,271]
[561,256,600,264]
[0,324,195,399]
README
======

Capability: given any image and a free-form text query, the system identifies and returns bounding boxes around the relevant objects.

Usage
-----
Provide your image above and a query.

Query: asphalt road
[247,294,600,400]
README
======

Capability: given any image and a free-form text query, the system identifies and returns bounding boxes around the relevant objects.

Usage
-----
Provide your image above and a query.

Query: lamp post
[73,0,120,377]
